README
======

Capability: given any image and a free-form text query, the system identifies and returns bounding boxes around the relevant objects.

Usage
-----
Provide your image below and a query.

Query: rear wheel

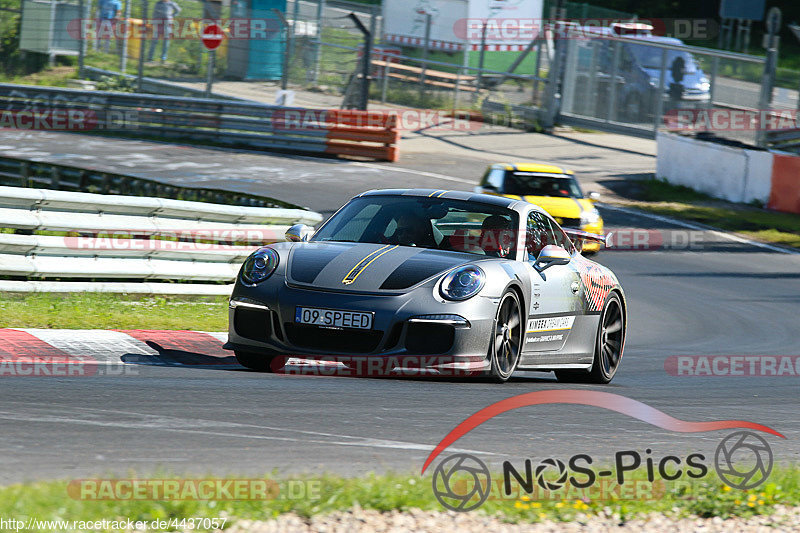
[234,350,281,373]
[488,290,523,383]
[556,292,624,384]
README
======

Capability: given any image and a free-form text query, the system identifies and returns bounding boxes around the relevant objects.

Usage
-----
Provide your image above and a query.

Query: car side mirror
[534,245,571,272]
[285,224,313,242]
[588,191,601,202]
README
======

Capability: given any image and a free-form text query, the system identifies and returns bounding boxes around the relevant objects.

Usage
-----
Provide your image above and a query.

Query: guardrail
[0,83,400,162]
[0,186,323,294]
[766,128,800,154]
[0,155,301,209]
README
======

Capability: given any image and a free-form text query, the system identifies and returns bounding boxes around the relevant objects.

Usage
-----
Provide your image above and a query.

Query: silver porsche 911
[224,189,626,383]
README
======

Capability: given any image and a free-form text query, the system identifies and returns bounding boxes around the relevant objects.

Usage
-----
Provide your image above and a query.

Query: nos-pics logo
[432,430,774,512]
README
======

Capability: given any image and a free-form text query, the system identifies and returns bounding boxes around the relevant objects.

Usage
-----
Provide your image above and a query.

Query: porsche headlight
[440,265,485,301]
[241,247,279,284]
[580,210,601,226]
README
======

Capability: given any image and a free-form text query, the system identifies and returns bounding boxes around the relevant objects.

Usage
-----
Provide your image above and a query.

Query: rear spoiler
[562,228,609,247]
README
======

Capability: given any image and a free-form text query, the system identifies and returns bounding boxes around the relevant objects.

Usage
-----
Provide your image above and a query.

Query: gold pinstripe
[342,245,399,285]
[341,244,392,283]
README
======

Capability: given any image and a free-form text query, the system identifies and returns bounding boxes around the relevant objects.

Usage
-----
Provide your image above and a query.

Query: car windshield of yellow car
[504,172,584,198]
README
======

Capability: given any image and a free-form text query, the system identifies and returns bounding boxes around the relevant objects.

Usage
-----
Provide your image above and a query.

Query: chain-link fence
[556,30,795,147]
[12,0,800,147]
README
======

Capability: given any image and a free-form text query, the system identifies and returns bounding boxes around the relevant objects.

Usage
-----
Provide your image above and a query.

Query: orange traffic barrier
[768,153,800,214]
[324,110,400,162]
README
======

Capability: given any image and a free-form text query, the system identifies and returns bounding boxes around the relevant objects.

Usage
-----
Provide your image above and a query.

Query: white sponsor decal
[527,316,575,333]
[526,334,564,344]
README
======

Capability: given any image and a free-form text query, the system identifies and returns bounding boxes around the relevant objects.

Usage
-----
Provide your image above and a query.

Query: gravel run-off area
[219,506,800,533]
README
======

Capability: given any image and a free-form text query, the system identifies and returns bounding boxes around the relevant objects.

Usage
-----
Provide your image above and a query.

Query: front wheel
[556,292,624,384]
[488,290,523,383]
[234,350,281,372]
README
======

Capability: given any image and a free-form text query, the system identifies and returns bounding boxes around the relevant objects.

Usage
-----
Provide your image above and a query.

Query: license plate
[295,307,373,329]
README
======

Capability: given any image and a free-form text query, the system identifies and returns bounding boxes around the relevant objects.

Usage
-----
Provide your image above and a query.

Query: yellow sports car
[474,163,604,254]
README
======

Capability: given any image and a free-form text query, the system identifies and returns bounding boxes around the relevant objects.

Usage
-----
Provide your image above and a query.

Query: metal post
[743,20,752,54]
[724,19,734,50]
[709,56,719,106]
[78,0,88,77]
[120,0,131,71]
[272,8,291,91]
[605,40,620,122]
[476,20,487,90]
[312,0,325,84]
[369,5,378,45]
[48,0,56,65]
[419,13,432,103]
[532,40,542,104]
[368,5,378,101]
[758,8,782,147]
[205,50,215,97]
[381,61,390,103]
[461,42,472,105]
[347,12,371,111]
[541,21,566,130]
[653,49,668,134]
[734,18,743,52]
[290,0,300,60]
[137,0,148,92]
[584,41,599,117]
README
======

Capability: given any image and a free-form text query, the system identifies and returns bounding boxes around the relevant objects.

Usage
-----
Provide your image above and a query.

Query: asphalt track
[2,202,800,484]
[0,132,799,485]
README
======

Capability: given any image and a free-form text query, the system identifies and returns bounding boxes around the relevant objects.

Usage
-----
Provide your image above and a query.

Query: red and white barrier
[657,132,800,214]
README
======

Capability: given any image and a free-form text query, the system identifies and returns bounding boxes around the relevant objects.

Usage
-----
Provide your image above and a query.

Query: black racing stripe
[361,189,408,197]
[380,250,468,290]
[290,244,346,284]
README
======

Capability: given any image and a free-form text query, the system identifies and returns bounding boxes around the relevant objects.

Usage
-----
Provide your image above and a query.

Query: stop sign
[202,24,224,51]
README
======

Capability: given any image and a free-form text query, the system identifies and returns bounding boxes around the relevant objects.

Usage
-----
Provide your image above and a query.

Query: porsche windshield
[504,172,584,198]
[312,196,519,257]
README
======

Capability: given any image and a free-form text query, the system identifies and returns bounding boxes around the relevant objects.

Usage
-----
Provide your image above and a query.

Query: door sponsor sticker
[527,316,575,333]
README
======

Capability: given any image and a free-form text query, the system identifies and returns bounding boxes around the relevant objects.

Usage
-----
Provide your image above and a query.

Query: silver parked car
[225,189,626,383]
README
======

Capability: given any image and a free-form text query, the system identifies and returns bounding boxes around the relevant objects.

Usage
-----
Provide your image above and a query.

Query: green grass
[0,293,228,331]
[626,179,800,249]
[1,466,798,530]
[0,65,78,87]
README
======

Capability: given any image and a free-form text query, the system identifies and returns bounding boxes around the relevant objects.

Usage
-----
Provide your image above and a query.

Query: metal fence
[14,0,800,151]
[558,32,770,146]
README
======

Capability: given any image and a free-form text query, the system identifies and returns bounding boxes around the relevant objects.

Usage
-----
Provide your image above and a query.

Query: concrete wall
[656,132,773,204]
